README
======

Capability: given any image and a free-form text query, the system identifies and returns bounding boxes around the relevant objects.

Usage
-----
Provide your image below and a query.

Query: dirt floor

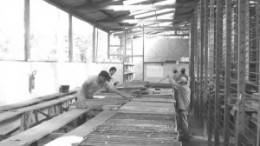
[182,113,208,146]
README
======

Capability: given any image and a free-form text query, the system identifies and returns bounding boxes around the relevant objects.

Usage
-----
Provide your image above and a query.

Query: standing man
[77,70,132,101]
[177,68,189,83]
[168,75,191,141]
[109,67,119,86]
[172,68,180,80]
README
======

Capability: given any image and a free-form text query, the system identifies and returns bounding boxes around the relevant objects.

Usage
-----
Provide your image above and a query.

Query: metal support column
[200,0,205,122]
[203,0,209,136]
[68,14,73,62]
[214,0,224,145]
[189,14,195,111]
[208,0,216,145]
[142,27,145,81]
[24,0,30,61]
[257,1,260,146]
[107,32,110,59]
[223,0,232,145]
[235,0,247,145]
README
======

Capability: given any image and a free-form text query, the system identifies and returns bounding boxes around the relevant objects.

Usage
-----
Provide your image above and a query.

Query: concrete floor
[182,114,208,146]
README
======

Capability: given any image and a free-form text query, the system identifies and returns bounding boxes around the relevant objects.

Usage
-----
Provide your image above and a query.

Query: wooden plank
[0,95,76,123]
[119,102,175,115]
[71,98,128,110]
[79,111,179,146]
[0,109,88,146]
[0,91,76,113]
[133,97,175,103]
[0,118,20,136]
[45,111,117,146]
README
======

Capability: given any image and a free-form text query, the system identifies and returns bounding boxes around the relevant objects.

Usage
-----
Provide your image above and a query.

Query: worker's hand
[114,81,119,86]
[124,94,134,101]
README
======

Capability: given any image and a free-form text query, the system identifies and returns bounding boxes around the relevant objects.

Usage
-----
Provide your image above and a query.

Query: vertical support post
[200,0,205,122]
[92,27,96,62]
[193,9,198,116]
[235,0,247,145]
[107,32,110,59]
[214,0,223,145]
[69,14,73,62]
[203,0,209,136]
[142,27,145,81]
[24,0,30,61]
[257,1,260,146]
[96,30,99,62]
[224,0,232,145]
[208,0,216,145]
[123,30,127,82]
[189,14,195,111]
[196,3,201,118]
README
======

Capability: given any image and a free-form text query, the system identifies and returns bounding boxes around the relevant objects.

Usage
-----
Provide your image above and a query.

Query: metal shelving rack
[191,0,260,146]
[122,30,135,82]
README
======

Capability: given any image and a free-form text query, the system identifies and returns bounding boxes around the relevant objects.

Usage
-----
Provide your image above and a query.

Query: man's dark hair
[173,69,178,73]
[99,70,111,81]
[109,67,117,72]
[181,68,186,74]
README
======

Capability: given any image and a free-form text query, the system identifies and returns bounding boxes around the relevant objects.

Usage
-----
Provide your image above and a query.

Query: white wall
[144,62,189,83]
[0,61,123,106]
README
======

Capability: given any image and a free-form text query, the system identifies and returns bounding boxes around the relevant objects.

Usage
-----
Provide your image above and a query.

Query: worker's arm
[167,74,178,87]
[104,82,133,100]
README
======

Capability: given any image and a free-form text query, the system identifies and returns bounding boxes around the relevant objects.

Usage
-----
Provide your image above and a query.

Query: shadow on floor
[182,114,208,146]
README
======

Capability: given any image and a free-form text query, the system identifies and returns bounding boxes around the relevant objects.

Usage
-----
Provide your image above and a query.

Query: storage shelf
[124,72,134,75]
[124,63,134,66]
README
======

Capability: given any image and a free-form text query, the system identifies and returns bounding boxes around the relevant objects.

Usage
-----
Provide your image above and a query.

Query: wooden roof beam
[77,4,175,11]
[98,19,173,24]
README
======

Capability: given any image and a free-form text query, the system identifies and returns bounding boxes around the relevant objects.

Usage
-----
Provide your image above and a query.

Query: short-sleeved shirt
[77,75,108,101]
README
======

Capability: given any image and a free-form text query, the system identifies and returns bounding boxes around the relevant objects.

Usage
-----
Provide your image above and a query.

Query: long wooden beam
[103,26,187,29]
[79,4,175,11]
[99,19,173,24]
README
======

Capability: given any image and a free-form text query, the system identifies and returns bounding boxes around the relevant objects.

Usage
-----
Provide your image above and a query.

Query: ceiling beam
[135,10,174,19]
[102,26,183,29]
[98,19,173,24]
[78,4,175,11]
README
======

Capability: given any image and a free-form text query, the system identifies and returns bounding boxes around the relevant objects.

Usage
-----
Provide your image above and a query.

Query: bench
[0,108,89,146]
[0,95,77,138]
[0,90,77,113]
[45,110,117,146]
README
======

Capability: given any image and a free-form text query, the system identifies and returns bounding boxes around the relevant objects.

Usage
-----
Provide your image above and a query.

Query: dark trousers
[177,109,190,138]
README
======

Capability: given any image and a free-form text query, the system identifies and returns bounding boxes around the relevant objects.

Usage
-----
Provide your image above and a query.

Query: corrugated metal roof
[44,0,198,37]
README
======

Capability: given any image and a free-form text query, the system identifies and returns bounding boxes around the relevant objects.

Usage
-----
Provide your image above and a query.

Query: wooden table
[78,94,181,146]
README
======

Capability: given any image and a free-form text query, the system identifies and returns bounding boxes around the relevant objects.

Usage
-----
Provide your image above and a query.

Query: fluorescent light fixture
[123,0,150,5]
[154,0,176,5]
